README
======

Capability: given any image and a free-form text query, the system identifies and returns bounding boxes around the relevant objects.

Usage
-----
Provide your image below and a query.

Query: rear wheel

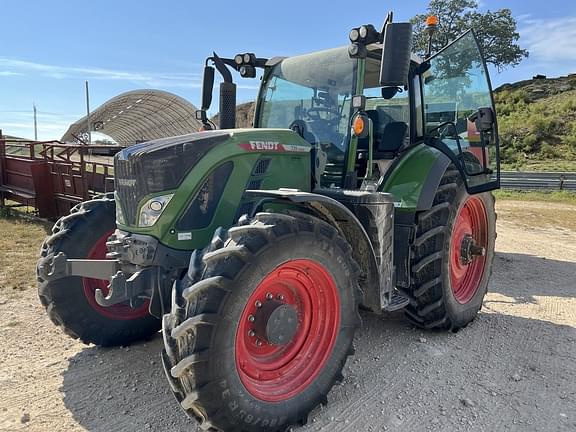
[37,196,160,346]
[404,167,496,330]
[162,212,360,431]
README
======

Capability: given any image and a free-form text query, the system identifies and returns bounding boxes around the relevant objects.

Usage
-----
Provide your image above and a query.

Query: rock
[21,413,30,423]
[460,398,475,408]
[419,337,428,343]
[511,373,522,382]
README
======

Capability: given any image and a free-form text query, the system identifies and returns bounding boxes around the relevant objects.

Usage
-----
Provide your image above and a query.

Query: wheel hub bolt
[266,293,273,300]
[256,339,263,346]
[248,330,255,337]
[255,300,262,308]
[277,294,285,301]
[470,244,485,257]
[248,315,255,322]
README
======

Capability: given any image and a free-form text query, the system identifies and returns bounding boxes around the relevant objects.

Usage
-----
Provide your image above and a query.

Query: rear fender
[380,143,451,289]
[245,190,383,312]
[380,143,451,211]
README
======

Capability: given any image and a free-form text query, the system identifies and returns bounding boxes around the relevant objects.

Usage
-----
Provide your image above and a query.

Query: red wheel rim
[82,230,150,320]
[449,196,488,304]
[235,259,340,402]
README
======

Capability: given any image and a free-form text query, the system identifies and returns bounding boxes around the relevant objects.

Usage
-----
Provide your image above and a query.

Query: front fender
[245,189,385,312]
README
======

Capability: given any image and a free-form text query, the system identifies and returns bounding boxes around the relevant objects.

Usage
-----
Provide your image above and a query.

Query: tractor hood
[115,130,230,225]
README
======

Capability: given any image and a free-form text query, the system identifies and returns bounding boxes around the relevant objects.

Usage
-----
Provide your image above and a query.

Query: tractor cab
[197,18,500,196]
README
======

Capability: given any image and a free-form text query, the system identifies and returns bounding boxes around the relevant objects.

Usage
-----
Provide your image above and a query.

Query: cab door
[422,30,500,193]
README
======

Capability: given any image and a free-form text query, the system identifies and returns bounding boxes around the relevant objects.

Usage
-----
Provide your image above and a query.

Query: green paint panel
[118,129,311,250]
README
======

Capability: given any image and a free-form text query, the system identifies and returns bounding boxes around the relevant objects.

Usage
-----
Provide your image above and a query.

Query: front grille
[115,131,230,225]
[115,158,140,225]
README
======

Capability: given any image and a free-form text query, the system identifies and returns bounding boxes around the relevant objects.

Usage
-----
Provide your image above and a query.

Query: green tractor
[37,13,499,431]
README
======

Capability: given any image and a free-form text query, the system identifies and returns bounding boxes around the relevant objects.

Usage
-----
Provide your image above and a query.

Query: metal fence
[501,171,576,191]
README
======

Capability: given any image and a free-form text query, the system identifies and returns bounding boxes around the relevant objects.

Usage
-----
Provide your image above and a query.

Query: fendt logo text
[118,178,137,187]
[249,141,280,150]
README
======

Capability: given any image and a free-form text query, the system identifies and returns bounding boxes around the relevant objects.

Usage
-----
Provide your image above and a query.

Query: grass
[501,159,576,172]
[494,189,576,204]
[0,214,50,298]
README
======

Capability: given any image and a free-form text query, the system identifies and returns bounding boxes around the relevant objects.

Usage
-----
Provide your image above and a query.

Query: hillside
[495,74,576,171]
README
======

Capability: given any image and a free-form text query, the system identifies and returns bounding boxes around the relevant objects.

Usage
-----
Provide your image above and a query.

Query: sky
[1,0,575,140]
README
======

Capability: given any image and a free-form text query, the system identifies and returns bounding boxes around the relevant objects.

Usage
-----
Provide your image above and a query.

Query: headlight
[114,192,126,225]
[138,194,173,227]
[116,202,126,225]
[349,28,360,42]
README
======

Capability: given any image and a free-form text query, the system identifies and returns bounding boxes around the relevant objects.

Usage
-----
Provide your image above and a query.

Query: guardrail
[501,171,576,191]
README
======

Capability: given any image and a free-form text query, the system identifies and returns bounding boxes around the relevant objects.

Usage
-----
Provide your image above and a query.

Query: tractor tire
[403,166,496,330]
[37,196,160,346]
[162,212,360,432]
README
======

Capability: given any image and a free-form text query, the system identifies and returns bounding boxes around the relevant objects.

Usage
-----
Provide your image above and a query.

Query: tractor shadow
[490,251,576,303]
[60,251,576,432]
[61,333,199,432]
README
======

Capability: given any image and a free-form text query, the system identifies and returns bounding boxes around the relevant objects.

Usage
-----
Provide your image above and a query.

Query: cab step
[383,292,410,312]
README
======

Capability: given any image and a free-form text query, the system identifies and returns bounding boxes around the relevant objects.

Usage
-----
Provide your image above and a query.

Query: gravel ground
[0,200,575,432]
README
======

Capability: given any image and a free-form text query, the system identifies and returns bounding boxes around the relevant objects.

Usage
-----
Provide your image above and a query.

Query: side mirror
[468,107,494,132]
[201,66,215,111]
[379,23,413,87]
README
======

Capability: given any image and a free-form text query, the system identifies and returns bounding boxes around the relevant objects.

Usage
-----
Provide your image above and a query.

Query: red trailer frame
[0,132,115,219]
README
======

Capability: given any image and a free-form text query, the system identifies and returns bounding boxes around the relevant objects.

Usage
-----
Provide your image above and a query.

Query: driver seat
[359,109,408,159]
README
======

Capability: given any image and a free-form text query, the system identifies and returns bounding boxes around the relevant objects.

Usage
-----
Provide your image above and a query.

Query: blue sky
[1,0,575,140]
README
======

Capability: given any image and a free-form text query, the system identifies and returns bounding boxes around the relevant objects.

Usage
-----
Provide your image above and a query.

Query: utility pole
[33,103,38,141]
[85,81,91,144]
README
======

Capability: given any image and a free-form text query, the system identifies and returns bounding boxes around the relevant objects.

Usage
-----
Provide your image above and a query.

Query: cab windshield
[256,47,357,187]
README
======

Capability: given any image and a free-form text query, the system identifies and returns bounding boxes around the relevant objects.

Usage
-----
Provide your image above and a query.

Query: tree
[411,0,528,71]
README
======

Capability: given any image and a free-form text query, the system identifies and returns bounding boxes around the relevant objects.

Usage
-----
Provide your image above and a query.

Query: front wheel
[162,212,360,431]
[404,167,496,330]
[37,196,160,346]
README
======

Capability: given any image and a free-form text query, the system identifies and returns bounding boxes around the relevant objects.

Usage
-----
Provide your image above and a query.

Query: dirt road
[1,200,575,431]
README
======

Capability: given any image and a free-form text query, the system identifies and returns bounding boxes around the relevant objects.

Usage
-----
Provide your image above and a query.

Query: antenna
[33,103,38,141]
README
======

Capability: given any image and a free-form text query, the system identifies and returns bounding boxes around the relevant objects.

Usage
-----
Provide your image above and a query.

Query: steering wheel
[429,121,458,140]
